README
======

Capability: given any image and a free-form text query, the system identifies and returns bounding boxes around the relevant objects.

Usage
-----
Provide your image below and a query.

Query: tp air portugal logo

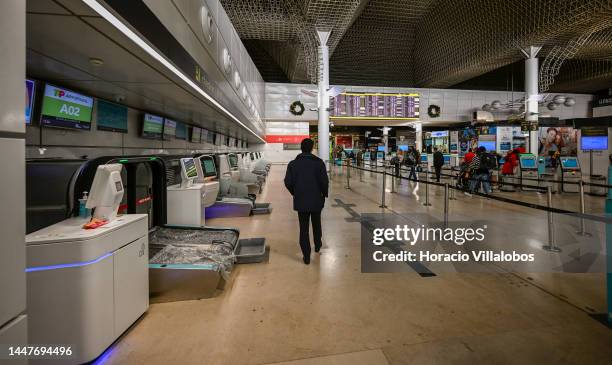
[54,89,66,98]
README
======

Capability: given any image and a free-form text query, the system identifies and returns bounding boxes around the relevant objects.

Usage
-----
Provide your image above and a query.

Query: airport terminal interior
[2,0,612,364]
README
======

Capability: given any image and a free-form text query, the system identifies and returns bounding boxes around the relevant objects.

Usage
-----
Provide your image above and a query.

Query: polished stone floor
[105,165,612,365]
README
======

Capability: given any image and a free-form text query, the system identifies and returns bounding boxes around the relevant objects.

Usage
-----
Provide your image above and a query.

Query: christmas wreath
[289,100,305,116]
[427,104,441,118]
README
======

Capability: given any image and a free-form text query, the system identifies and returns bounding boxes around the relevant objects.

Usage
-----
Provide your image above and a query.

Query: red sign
[336,135,353,148]
[265,135,310,144]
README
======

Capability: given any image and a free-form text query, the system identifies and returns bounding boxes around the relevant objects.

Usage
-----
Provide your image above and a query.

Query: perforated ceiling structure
[223,0,612,93]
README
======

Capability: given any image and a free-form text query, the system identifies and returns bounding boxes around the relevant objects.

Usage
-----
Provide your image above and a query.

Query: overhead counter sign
[41,84,94,130]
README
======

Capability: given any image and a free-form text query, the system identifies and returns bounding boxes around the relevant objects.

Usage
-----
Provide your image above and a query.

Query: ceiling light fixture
[89,57,104,66]
[81,0,265,143]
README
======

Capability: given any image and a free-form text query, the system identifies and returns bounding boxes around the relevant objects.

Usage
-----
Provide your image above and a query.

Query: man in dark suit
[433,147,444,182]
[284,138,329,265]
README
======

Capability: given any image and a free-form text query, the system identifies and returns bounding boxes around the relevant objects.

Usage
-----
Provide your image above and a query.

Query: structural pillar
[317,29,331,169]
[382,126,391,154]
[522,46,542,154]
[0,0,28,355]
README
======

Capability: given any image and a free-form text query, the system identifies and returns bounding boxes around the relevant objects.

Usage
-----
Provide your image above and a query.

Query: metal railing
[335,158,612,254]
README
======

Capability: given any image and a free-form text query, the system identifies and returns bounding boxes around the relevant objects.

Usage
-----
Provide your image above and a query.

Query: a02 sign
[59,104,81,117]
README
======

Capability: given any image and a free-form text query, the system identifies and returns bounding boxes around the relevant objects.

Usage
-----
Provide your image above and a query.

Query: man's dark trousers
[434,166,442,182]
[298,211,322,257]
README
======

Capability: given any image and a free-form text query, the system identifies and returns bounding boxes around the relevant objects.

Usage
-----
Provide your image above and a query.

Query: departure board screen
[330,92,419,119]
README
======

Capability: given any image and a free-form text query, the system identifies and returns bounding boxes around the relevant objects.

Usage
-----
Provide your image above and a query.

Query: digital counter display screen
[142,114,163,139]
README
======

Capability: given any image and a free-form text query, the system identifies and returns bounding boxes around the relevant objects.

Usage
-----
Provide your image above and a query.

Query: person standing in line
[433,147,444,182]
[466,146,493,196]
[284,138,329,265]
[404,147,417,181]
[464,147,476,165]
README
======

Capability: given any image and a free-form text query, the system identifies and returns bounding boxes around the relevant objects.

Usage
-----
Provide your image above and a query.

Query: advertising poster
[496,126,513,153]
[459,127,477,156]
[336,135,353,149]
[538,126,577,157]
[450,130,459,154]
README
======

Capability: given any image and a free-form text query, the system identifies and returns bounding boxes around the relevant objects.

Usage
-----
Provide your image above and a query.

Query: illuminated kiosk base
[26,214,149,365]
[167,181,219,226]
[561,171,581,193]
[521,170,539,191]
[499,174,517,192]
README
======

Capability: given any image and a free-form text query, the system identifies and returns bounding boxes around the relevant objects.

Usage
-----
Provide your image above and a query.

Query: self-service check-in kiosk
[420,154,428,171]
[559,156,582,193]
[539,156,559,193]
[376,151,385,167]
[26,164,149,364]
[519,154,539,191]
[499,156,518,192]
[363,151,372,167]
[166,157,221,227]
[441,154,452,180]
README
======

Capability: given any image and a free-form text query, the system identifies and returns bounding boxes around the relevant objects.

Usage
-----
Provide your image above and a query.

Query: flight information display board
[330,92,419,119]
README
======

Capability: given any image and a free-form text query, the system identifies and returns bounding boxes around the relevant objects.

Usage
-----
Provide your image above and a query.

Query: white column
[317,30,330,168]
[0,0,28,349]
[522,46,541,154]
[415,123,422,152]
[382,126,391,154]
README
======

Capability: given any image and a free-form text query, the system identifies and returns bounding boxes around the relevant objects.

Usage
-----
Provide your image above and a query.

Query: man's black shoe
[303,256,310,265]
[315,244,322,253]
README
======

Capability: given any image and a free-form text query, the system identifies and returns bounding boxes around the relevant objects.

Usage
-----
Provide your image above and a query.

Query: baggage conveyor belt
[148,226,266,303]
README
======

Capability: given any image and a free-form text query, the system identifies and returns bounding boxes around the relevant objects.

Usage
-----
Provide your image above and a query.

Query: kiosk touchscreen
[519,154,538,191]
[559,156,581,193]
[180,158,198,188]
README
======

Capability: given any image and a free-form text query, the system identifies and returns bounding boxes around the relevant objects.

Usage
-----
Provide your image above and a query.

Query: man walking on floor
[284,138,329,265]
[433,147,444,182]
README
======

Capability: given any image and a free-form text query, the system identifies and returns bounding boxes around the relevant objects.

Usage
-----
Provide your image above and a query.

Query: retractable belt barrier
[338,160,612,225]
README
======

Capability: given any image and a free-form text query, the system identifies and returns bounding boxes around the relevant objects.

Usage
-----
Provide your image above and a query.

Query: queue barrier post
[391,165,396,193]
[380,168,388,208]
[576,180,591,236]
[444,183,449,227]
[543,185,561,253]
[345,161,351,189]
[423,166,432,207]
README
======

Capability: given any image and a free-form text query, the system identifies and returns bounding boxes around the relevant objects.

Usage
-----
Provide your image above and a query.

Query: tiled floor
[105,165,612,365]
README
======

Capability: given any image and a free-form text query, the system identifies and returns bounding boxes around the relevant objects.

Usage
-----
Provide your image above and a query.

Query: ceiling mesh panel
[222,0,612,92]
[220,0,362,83]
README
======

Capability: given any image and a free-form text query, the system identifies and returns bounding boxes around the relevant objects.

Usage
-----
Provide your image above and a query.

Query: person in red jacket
[464,148,476,164]
[501,149,519,175]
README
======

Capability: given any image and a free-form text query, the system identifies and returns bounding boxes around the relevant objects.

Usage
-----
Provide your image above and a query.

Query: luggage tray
[252,202,272,215]
[235,238,266,264]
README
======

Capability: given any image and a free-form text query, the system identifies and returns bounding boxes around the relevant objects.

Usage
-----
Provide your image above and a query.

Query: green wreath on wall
[289,100,305,116]
[427,104,441,118]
